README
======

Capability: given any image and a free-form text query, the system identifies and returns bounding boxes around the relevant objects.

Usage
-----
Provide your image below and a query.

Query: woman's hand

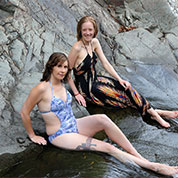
[30,135,47,145]
[120,80,131,90]
[75,93,86,107]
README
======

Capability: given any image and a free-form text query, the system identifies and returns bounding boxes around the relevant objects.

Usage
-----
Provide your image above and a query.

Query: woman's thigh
[76,114,109,137]
[51,133,115,153]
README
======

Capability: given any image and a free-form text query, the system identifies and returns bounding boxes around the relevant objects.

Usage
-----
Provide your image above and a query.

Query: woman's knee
[95,114,112,127]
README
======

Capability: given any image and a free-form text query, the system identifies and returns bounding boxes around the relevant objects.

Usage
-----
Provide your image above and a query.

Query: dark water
[2,145,169,178]
[3,146,107,178]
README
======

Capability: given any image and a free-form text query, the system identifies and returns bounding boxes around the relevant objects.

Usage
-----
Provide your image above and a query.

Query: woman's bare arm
[93,38,131,89]
[21,83,47,145]
[68,43,86,106]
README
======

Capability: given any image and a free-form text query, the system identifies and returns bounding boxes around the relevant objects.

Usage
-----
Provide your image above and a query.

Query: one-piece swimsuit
[40,81,79,143]
[73,42,151,119]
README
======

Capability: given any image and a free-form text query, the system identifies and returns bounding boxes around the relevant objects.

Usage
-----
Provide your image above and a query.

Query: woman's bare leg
[155,109,178,119]
[147,108,170,128]
[76,114,147,161]
[51,133,178,176]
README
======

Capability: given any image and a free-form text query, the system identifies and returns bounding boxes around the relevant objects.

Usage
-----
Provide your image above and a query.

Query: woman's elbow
[20,106,27,120]
[20,110,25,121]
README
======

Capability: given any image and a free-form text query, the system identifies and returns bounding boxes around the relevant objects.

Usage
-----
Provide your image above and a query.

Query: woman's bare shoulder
[32,81,49,94]
[72,41,82,52]
[92,38,100,44]
[24,81,49,106]
[92,38,100,50]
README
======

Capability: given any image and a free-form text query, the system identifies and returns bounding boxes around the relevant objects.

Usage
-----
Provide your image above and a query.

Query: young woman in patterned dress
[68,16,178,128]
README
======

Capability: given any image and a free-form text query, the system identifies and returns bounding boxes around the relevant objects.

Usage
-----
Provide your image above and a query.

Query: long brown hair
[41,52,70,82]
[77,16,98,41]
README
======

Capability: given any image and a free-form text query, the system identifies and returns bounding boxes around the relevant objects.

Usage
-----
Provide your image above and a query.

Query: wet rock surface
[1,107,177,177]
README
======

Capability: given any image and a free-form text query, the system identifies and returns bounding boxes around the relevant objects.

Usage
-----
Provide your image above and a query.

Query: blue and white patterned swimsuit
[40,81,79,143]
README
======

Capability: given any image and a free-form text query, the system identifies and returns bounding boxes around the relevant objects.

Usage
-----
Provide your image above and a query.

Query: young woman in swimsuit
[21,52,178,176]
[67,16,178,128]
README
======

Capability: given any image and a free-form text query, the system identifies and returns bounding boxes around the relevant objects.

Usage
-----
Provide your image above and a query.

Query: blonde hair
[77,16,98,41]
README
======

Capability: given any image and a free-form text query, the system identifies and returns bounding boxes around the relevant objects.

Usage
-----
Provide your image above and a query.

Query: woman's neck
[50,77,62,87]
[81,38,91,46]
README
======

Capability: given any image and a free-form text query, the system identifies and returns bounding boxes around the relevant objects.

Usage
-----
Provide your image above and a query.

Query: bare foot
[148,108,170,128]
[152,163,178,176]
[150,115,170,128]
[155,110,178,119]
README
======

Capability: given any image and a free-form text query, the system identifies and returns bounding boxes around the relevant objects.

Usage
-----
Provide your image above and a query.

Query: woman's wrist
[29,133,35,139]
[74,92,80,97]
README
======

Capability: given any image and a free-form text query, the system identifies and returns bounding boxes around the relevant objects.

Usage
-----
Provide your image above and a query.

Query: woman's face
[81,21,95,42]
[52,60,68,81]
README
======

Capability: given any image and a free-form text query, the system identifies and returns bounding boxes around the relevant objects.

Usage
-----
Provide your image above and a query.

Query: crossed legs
[51,114,178,176]
[127,86,178,128]
[147,108,178,128]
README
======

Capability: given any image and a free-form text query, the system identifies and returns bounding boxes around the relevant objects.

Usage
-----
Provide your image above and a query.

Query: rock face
[0,0,178,176]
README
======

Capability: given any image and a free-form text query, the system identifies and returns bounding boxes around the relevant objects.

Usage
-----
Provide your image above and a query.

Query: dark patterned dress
[73,49,151,118]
